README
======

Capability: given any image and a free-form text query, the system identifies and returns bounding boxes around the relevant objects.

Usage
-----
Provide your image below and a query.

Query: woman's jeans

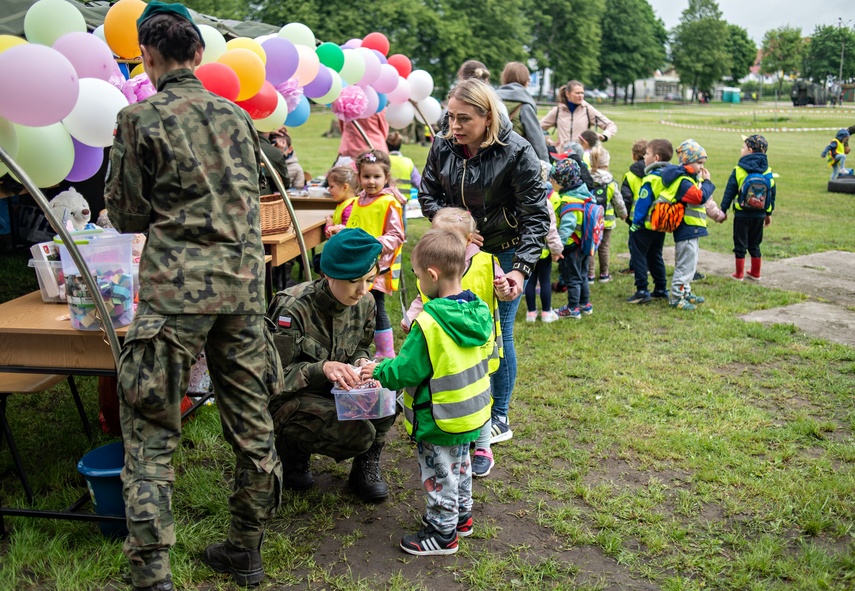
[491,248,525,419]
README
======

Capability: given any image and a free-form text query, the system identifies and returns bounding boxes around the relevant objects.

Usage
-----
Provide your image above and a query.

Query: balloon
[236,80,278,119]
[24,0,86,46]
[279,23,314,48]
[339,49,365,85]
[261,36,298,85]
[254,34,276,44]
[0,117,19,177]
[0,35,28,55]
[254,93,289,133]
[66,137,104,182]
[11,122,74,187]
[355,47,380,86]
[359,86,379,119]
[316,42,344,72]
[285,94,310,127]
[92,25,107,45]
[376,92,387,114]
[199,24,227,64]
[372,50,388,65]
[218,48,265,101]
[104,0,146,59]
[387,54,412,78]
[361,32,389,56]
[130,62,145,78]
[302,65,333,99]
[293,45,320,86]
[343,38,362,49]
[0,44,79,126]
[196,62,240,101]
[385,101,414,129]
[408,69,434,102]
[226,37,266,64]
[414,97,442,125]
[373,64,399,94]
[386,77,411,105]
[315,70,343,104]
[62,78,129,147]
[52,32,115,81]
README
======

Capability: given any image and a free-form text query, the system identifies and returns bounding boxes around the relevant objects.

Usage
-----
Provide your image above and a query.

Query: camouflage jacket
[105,68,265,315]
[267,278,375,403]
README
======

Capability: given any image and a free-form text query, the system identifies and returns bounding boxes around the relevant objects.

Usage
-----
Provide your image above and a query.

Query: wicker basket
[260,194,292,235]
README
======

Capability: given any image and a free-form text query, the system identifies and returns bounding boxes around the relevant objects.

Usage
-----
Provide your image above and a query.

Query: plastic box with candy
[331,380,396,421]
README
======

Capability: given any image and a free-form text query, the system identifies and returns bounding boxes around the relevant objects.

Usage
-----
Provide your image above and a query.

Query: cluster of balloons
[0,0,442,188]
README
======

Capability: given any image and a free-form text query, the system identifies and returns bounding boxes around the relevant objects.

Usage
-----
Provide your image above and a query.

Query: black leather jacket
[418,121,550,277]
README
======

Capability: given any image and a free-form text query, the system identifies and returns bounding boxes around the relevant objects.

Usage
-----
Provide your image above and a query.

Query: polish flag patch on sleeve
[278,316,292,328]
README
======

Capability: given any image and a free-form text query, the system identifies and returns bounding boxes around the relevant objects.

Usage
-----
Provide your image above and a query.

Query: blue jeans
[491,248,525,419]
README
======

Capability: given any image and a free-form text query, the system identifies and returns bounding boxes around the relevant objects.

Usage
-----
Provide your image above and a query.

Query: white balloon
[408,69,434,102]
[386,77,411,105]
[279,23,315,48]
[414,97,441,125]
[62,78,129,147]
[386,101,415,129]
[199,25,227,64]
[92,25,107,44]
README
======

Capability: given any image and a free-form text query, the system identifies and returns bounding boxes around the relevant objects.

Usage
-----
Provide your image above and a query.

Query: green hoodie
[373,293,493,445]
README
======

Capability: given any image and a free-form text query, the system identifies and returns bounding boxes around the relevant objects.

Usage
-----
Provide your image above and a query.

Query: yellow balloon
[225,37,266,65]
[0,35,27,54]
[104,0,146,59]
[130,62,145,78]
[218,49,265,102]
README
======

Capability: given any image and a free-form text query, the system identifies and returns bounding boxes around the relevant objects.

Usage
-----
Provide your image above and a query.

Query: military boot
[133,578,174,591]
[348,439,388,502]
[202,540,264,586]
[280,439,314,490]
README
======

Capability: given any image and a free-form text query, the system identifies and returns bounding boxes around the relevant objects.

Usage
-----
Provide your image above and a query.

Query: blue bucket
[77,441,127,538]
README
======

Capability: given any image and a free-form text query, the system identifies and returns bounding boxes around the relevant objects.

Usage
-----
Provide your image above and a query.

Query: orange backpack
[649,201,684,233]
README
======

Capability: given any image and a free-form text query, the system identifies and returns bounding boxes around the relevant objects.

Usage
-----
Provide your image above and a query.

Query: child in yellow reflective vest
[324,166,358,238]
[363,229,494,556]
[588,145,627,282]
[821,129,850,180]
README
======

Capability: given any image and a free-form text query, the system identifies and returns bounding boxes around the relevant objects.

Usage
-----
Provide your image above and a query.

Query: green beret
[321,228,383,280]
[137,1,205,48]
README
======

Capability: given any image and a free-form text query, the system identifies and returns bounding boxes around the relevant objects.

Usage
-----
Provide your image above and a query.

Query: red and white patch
[277,316,292,328]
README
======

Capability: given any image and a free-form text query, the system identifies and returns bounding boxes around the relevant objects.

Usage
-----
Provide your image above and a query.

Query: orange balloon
[104,0,146,59]
[218,48,265,101]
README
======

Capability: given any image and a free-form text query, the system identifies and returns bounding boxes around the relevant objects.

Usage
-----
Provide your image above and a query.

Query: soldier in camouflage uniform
[267,228,397,502]
[104,4,282,590]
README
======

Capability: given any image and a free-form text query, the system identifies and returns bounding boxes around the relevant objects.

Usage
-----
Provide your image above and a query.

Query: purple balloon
[372,49,388,65]
[66,138,104,182]
[262,36,300,85]
[0,44,79,127]
[373,64,399,94]
[342,38,362,49]
[53,32,115,82]
[302,66,333,99]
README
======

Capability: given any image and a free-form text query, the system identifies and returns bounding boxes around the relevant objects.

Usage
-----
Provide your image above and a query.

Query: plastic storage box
[332,384,396,420]
[29,259,66,303]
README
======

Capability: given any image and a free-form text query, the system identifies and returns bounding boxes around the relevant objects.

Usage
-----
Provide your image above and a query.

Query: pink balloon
[386,77,411,105]
[293,45,320,86]
[261,36,299,85]
[373,64,399,94]
[0,44,79,127]
[66,137,104,182]
[342,38,362,49]
[355,47,381,87]
[359,85,379,119]
[53,32,115,81]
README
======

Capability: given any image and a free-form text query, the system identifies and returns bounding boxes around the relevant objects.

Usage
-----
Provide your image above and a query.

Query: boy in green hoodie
[361,229,494,556]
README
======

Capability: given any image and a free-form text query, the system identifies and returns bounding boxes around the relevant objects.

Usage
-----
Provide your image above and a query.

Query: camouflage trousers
[270,393,397,461]
[117,303,284,587]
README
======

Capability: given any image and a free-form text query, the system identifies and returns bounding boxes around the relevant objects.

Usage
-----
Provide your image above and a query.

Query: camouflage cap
[321,228,383,280]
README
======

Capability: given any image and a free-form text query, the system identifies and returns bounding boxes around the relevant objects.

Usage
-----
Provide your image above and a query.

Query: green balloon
[316,42,344,72]
[339,49,365,85]
[23,0,86,46]
[0,117,19,178]
[11,123,73,188]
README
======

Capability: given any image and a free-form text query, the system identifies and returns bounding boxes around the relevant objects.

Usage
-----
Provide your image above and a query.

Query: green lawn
[1,103,854,590]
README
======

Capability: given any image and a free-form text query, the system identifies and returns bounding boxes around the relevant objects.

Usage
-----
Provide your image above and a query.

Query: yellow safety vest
[346,194,403,290]
[416,251,503,373]
[827,138,845,166]
[389,154,415,192]
[402,311,492,436]
[622,170,643,219]
[734,166,775,213]
[556,194,585,245]
[541,188,556,259]
[640,173,706,229]
[601,182,617,230]
[331,197,356,225]
[582,152,591,168]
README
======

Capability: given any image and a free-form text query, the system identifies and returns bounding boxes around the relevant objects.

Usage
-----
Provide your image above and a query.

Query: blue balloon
[285,94,310,127]
[118,62,130,80]
[376,92,387,114]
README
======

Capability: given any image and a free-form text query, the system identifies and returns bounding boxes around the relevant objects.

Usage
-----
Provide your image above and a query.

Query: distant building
[633,69,684,101]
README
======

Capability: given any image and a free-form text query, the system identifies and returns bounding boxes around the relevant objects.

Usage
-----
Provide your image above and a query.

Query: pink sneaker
[472,448,494,477]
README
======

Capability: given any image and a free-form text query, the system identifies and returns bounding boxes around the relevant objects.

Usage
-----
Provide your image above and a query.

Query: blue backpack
[559,199,605,257]
[739,172,772,211]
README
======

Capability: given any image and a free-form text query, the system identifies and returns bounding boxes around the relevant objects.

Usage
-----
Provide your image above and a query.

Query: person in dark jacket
[720,134,776,281]
[619,140,649,275]
[419,77,550,445]
[496,62,550,162]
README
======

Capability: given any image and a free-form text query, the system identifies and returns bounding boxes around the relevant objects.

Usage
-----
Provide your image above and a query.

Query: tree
[670,0,730,100]
[724,24,757,83]
[804,24,855,83]
[760,26,806,95]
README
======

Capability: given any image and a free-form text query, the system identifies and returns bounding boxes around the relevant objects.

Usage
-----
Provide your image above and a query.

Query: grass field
[1,102,854,590]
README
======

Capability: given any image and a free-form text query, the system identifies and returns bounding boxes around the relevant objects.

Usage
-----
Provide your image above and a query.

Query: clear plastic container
[28,259,66,303]
[332,385,397,420]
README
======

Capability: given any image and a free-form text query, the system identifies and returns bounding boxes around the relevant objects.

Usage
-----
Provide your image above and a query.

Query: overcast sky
[646,0,855,43]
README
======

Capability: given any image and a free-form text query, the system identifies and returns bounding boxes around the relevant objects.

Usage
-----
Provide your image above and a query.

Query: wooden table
[284,194,338,211]
[262,208,329,267]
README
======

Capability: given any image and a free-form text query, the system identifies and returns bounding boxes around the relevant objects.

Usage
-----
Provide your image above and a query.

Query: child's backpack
[738,172,772,211]
[560,199,604,256]
[649,201,684,233]
[502,100,525,137]
[590,183,610,207]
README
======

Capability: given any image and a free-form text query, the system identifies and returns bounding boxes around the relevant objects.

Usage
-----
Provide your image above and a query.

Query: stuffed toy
[48,187,92,230]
